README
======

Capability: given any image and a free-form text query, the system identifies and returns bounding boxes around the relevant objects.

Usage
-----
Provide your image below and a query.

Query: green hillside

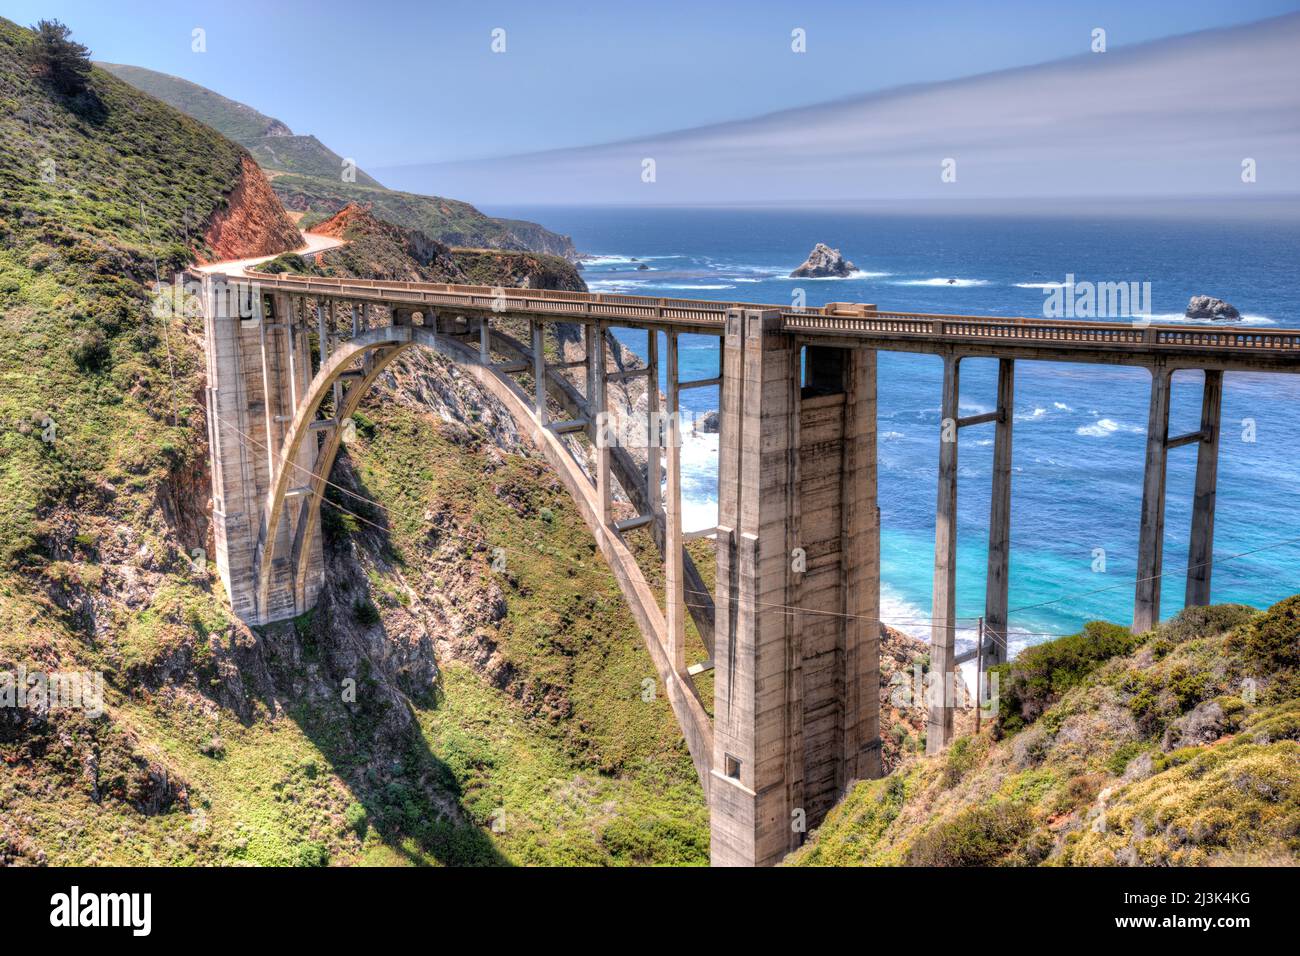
[789,600,1300,866]
[98,61,576,257]
[1,18,696,866]
[270,173,577,257]
[96,62,385,188]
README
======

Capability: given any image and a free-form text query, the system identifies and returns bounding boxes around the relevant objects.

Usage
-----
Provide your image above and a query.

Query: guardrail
[209,269,1300,355]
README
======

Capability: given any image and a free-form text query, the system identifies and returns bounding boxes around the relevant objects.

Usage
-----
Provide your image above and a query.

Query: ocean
[488,203,1300,655]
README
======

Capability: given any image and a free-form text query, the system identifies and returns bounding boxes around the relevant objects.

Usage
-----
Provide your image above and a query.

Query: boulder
[790,242,856,278]
[1185,295,1241,321]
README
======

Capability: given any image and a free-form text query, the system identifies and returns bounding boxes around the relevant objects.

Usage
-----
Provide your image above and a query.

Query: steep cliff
[196,155,302,263]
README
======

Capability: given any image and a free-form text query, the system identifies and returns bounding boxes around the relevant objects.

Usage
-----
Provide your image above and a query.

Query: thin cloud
[375,14,1300,205]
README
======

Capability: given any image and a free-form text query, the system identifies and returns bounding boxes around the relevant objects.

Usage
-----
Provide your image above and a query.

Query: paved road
[194,231,345,275]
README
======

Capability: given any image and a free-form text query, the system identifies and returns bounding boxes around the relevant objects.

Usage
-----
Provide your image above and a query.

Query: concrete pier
[710,312,881,866]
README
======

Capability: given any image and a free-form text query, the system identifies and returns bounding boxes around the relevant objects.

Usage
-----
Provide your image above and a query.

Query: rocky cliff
[196,155,302,263]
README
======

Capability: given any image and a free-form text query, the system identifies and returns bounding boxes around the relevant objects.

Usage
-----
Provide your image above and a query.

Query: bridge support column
[1135,366,1173,633]
[205,282,320,624]
[984,358,1014,666]
[591,322,612,525]
[928,352,961,754]
[1186,370,1222,608]
[531,319,547,425]
[711,314,880,866]
[662,332,686,674]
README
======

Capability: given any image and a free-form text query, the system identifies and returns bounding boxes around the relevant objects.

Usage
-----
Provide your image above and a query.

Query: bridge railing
[228,270,1300,354]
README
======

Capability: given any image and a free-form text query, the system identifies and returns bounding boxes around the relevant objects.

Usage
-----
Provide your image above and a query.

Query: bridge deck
[216,270,1300,372]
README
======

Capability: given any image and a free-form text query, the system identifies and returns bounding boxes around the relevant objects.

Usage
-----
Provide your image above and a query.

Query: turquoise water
[492,204,1300,652]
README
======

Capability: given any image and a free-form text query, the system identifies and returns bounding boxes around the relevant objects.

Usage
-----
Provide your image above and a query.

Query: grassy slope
[789,600,1299,866]
[0,18,236,567]
[98,62,575,256]
[95,62,384,187]
[1,19,701,866]
[342,405,707,863]
[269,173,576,256]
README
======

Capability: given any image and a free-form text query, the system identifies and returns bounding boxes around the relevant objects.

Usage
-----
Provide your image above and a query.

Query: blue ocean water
[492,204,1300,652]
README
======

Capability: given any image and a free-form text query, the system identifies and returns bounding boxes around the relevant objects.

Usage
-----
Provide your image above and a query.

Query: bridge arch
[249,318,716,786]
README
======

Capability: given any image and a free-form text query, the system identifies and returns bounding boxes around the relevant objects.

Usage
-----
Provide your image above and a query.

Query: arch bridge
[197,270,1300,866]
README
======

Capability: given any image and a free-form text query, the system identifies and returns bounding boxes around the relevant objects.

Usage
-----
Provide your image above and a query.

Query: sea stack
[1185,295,1241,321]
[790,242,856,278]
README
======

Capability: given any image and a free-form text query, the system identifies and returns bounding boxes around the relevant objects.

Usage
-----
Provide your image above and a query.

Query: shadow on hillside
[278,451,510,867]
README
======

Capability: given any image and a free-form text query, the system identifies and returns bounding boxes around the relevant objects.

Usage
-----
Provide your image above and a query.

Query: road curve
[194,230,346,276]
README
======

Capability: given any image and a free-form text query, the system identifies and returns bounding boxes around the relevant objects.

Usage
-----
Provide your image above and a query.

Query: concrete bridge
[197,270,1300,866]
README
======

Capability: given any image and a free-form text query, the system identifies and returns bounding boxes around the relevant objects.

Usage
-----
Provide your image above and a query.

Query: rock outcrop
[197,155,302,262]
[1185,295,1241,321]
[790,242,856,278]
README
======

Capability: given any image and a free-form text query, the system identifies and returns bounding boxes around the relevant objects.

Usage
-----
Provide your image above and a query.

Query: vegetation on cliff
[789,600,1299,866]
[97,62,577,257]
[259,203,586,292]
[1,20,692,864]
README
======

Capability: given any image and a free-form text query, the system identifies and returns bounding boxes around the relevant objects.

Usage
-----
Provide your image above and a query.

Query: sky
[4,0,1300,174]
[387,11,1300,204]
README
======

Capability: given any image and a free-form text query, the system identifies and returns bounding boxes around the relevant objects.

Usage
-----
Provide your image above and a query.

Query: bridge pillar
[984,358,1015,666]
[1185,370,1222,608]
[203,281,321,624]
[1135,366,1173,633]
[711,312,881,867]
[928,352,961,754]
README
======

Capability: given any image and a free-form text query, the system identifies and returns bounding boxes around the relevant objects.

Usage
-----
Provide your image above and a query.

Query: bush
[352,598,380,627]
[1245,595,1300,672]
[344,802,368,837]
[294,841,328,867]
[908,801,1033,866]
[71,328,110,372]
[996,621,1140,735]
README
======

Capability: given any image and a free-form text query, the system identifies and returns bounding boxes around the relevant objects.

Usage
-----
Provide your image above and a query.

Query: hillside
[259,202,586,291]
[271,173,577,257]
[98,62,577,257]
[96,62,386,188]
[0,19,701,866]
[789,600,1300,866]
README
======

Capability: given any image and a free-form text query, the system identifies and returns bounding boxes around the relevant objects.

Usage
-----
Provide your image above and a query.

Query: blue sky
[6,0,1299,169]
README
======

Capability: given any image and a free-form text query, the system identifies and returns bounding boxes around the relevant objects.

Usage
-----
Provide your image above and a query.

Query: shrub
[995,621,1139,735]
[941,735,986,788]
[352,598,380,627]
[294,841,328,867]
[1244,595,1300,671]
[344,802,368,838]
[908,801,1033,866]
[71,328,110,372]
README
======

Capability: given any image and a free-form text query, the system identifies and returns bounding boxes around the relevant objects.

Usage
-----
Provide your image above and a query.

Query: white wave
[1076,418,1143,438]
[644,283,736,291]
[1140,312,1276,327]
[881,430,906,441]
[582,253,681,265]
[679,430,719,533]
[1015,406,1049,422]
[585,279,652,292]
[778,270,889,281]
[1053,402,1072,411]
[891,277,989,287]
[1014,281,1073,289]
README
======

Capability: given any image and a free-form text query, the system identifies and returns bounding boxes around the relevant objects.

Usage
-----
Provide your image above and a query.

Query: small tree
[27,20,92,96]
